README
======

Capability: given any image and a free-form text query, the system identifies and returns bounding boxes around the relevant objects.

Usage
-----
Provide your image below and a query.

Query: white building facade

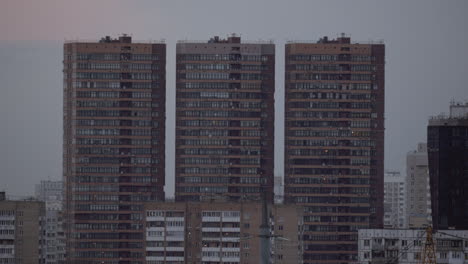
[0,209,15,264]
[200,210,241,263]
[146,209,185,264]
[384,171,407,228]
[358,229,468,264]
[35,181,65,264]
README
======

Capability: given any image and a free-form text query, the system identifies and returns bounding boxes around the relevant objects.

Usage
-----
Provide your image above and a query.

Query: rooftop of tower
[287,33,384,45]
[65,34,165,44]
[177,33,273,44]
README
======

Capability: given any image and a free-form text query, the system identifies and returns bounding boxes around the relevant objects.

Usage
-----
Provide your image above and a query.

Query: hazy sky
[1,0,467,197]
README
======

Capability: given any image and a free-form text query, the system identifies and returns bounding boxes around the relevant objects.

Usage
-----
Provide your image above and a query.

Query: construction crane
[418,226,437,264]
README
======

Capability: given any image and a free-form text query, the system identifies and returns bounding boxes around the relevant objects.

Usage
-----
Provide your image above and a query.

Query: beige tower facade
[406,143,431,228]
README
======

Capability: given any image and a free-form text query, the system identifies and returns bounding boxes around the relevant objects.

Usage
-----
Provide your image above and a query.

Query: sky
[1,0,467,197]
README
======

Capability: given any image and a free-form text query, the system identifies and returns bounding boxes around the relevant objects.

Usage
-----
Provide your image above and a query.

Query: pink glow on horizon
[1,0,166,42]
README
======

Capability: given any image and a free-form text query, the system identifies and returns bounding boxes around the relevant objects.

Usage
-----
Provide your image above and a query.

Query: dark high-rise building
[63,35,166,264]
[175,35,275,202]
[284,35,385,264]
[428,102,468,230]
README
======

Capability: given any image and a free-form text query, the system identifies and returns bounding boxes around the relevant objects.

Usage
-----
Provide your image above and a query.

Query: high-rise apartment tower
[428,102,468,230]
[406,143,431,228]
[284,35,385,264]
[63,35,166,264]
[175,35,275,202]
[383,171,407,229]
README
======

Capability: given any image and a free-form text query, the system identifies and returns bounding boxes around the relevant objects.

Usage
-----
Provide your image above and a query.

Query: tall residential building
[175,35,275,202]
[383,171,406,229]
[284,35,385,264]
[35,180,63,202]
[0,193,45,264]
[358,229,468,264]
[63,35,166,263]
[428,102,468,230]
[35,181,66,264]
[406,143,431,228]
[144,200,303,264]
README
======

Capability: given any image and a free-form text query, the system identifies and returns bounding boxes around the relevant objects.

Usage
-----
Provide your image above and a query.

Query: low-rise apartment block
[144,200,303,264]
[358,229,468,264]
[0,192,45,264]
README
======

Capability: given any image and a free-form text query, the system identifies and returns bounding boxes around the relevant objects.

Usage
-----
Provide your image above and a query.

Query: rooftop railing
[286,39,384,45]
[177,39,274,44]
[64,39,166,44]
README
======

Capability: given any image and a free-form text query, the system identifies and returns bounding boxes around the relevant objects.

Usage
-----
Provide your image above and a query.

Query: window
[414,240,422,247]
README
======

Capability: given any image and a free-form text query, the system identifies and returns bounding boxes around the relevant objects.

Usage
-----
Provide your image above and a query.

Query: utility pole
[259,191,271,264]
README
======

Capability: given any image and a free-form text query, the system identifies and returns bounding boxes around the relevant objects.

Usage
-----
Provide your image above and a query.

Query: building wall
[0,200,45,264]
[284,36,385,264]
[144,201,303,264]
[358,229,468,264]
[63,35,166,263]
[450,102,468,118]
[43,210,65,264]
[146,203,185,263]
[175,35,275,202]
[428,106,468,230]
[35,181,66,264]
[406,143,431,228]
[384,171,406,229]
[35,181,63,202]
[270,204,304,264]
